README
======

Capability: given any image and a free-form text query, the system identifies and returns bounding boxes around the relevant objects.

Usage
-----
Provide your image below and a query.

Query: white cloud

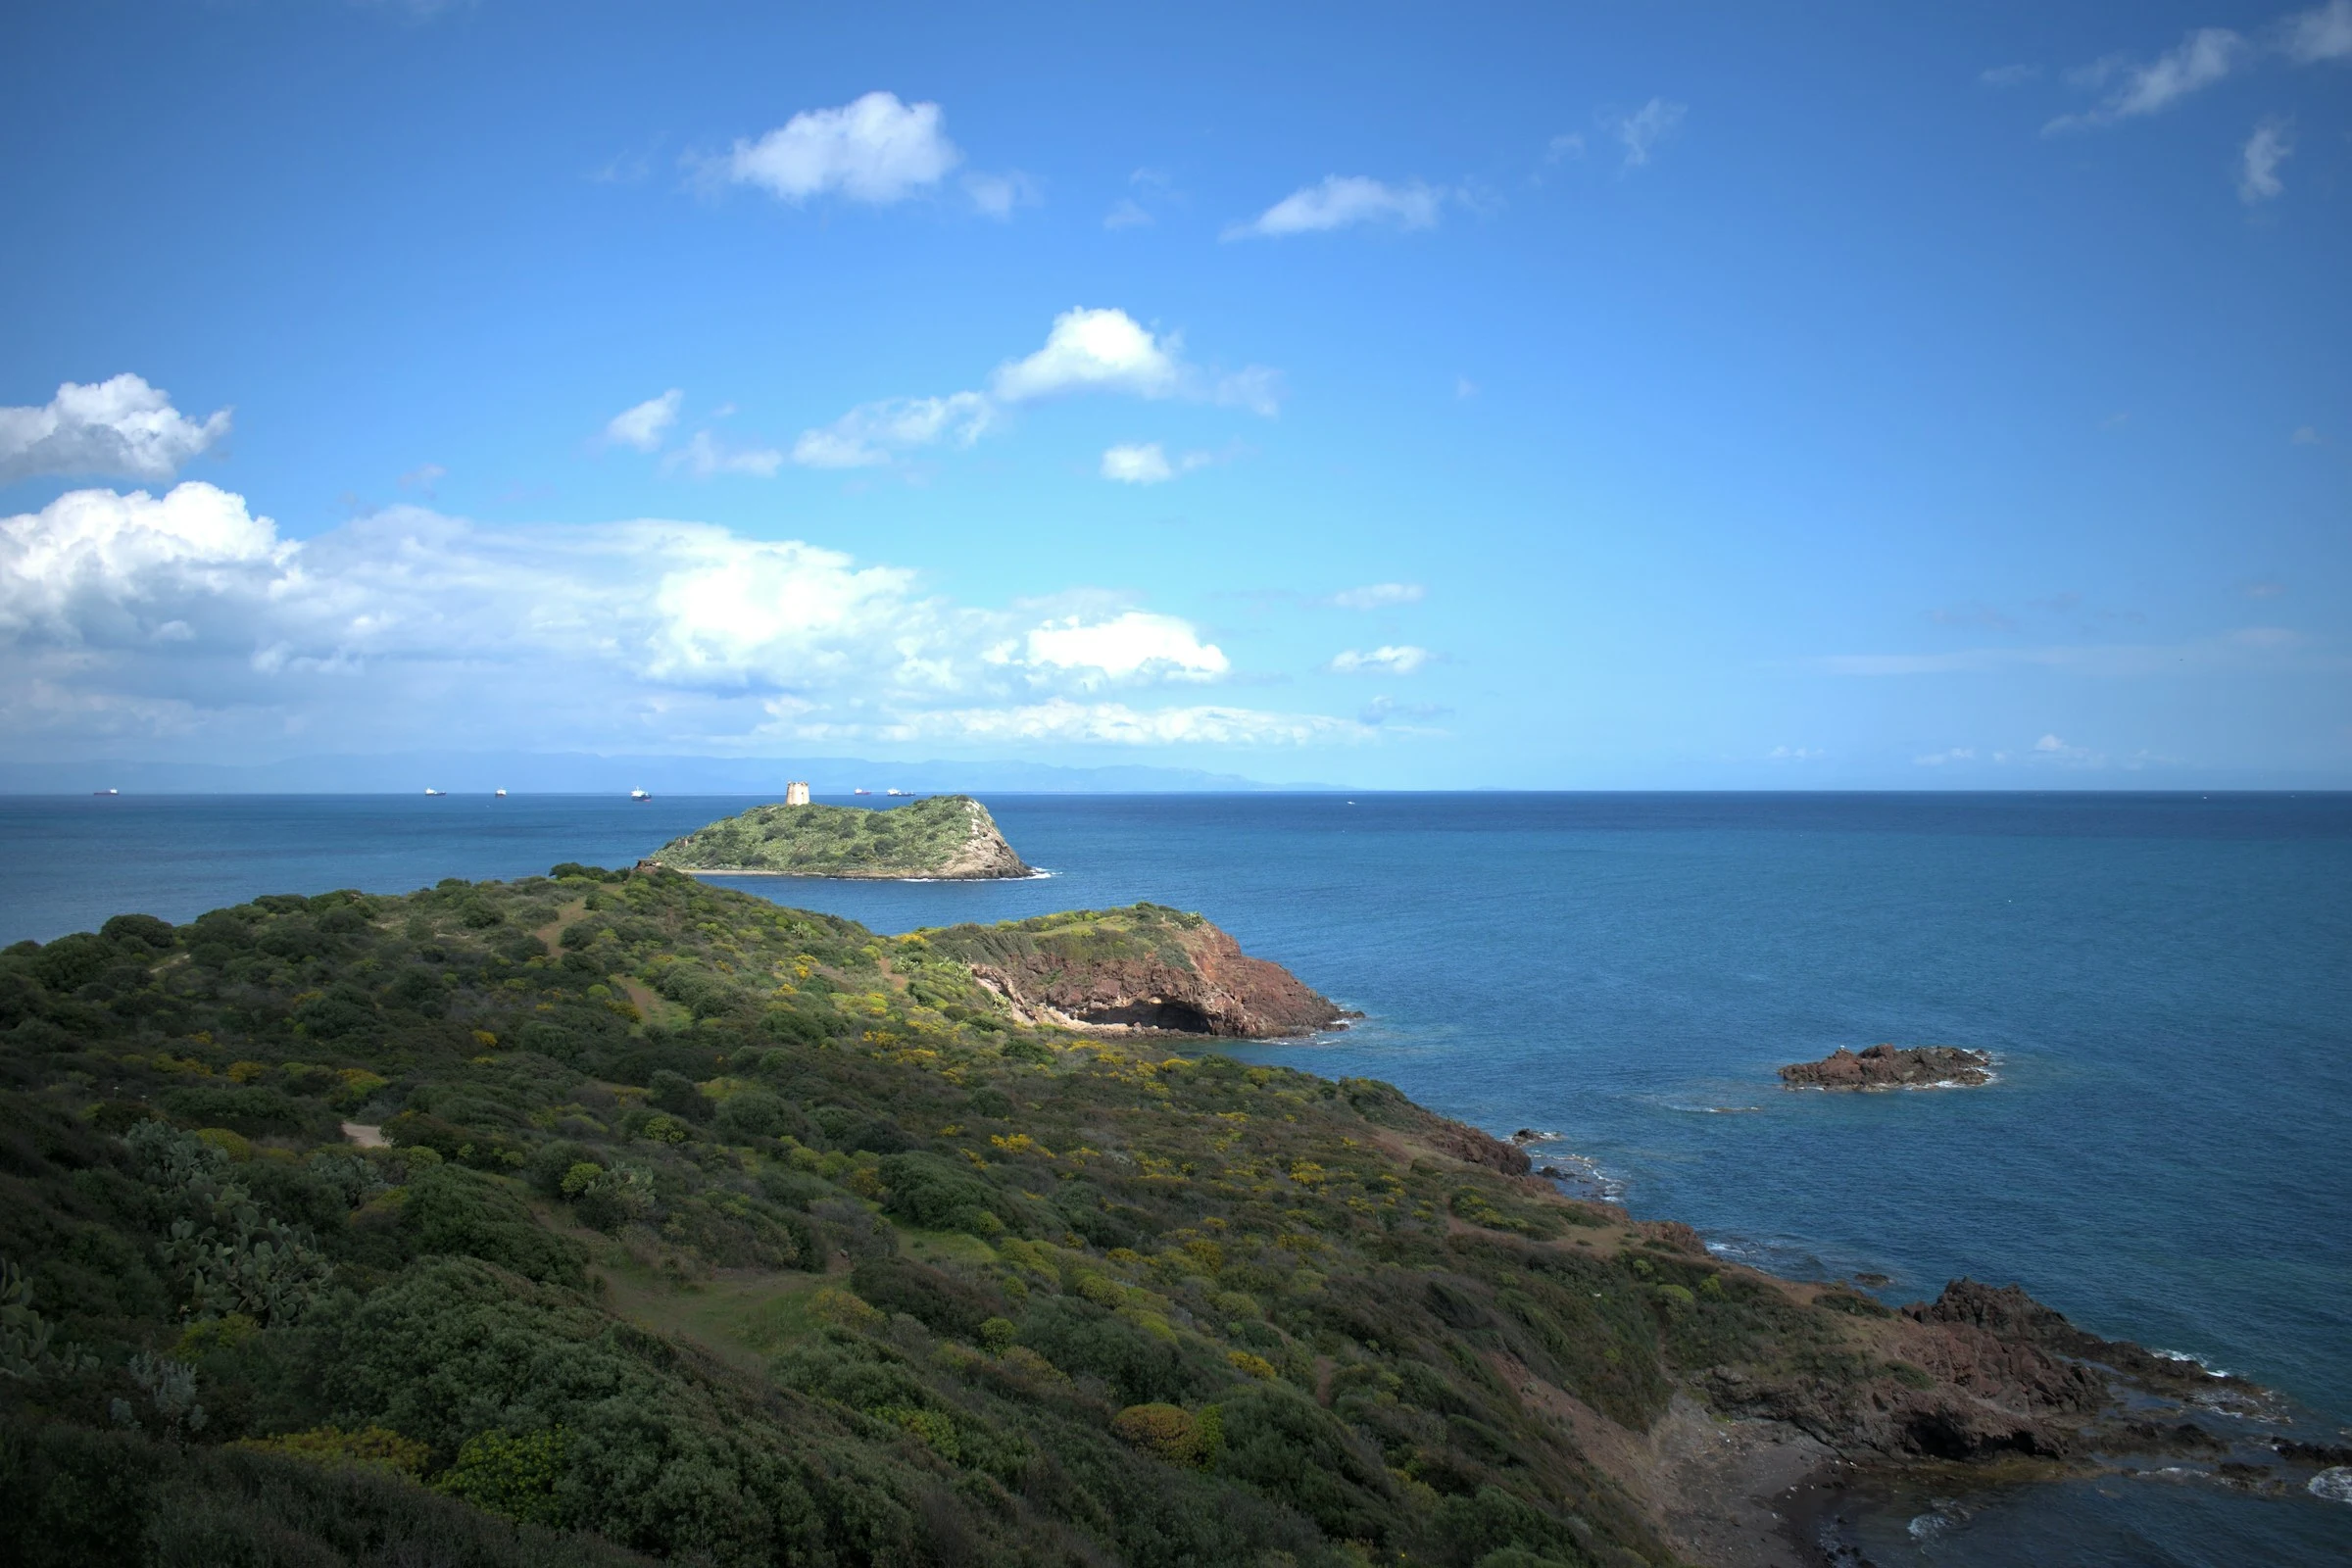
[1331,582,1424,611]
[1099,442,1217,485]
[1914,747,1978,766]
[2281,0,2352,62]
[665,431,785,478]
[964,171,1039,219]
[906,698,1367,747]
[789,308,1277,470]
[1328,644,1430,675]
[723,91,960,204]
[1608,99,1687,169]
[1212,367,1284,417]
[2048,28,2246,130]
[2031,733,2109,766]
[2239,118,2293,202]
[2290,426,2323,446]
[0,483,286,642]
[1544,132,1586,164]
[1103,198,1152,229]
[1101,443,1173,484]
[0,375,231,485]
[605,389,682,452]
[1226,176,1446,239]
[793,392,993,468]
[1019,612,1228,683]
[0,483,1382,757]
[992,307,1185,402]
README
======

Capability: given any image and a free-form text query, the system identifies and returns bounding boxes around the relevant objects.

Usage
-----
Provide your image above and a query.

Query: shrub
[236,1425,430,1477]
[1112,1403,1206,1466]
[435,1427,570,1527]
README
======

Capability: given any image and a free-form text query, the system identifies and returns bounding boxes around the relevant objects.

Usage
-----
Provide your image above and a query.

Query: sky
[1,0,2347,790]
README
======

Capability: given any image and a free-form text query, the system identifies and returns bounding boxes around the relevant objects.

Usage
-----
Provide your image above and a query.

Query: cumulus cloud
[1331,582,1424,611]
[2281,0,2352,62]
[1607,99,1687,169]
[723,91,960,204]
[0,483,1351,756]
[0,375,231,485]
[1017,612,1228,683]
[992,308,1185,402]
[2239,118,2294,201]
[1327,645,1430,675]
[790,309,1276,470]
[2047,27,2247,130]
[604,389,683,452]
[1226,175,1446,239]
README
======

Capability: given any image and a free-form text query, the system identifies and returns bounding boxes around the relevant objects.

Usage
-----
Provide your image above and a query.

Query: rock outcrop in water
[649,794,1030,879]
[917,902,1354,1038]
[1779,1043,1991,1089]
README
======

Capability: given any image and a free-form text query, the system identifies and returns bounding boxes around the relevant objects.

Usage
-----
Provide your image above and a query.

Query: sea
[4,790,2347,1565]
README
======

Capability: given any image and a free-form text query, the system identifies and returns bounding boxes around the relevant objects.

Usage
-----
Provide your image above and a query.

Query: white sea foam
[2309,1467,2352,1503]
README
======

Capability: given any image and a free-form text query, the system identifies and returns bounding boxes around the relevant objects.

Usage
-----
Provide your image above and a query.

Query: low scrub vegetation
[0,865,1889,1565]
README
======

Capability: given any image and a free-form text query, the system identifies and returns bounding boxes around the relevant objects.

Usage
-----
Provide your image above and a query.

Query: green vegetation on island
[650,794,1032,879]
[0,867,2233,1566]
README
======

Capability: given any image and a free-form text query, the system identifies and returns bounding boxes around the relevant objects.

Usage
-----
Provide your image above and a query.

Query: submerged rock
[1779,1043,1991,1090]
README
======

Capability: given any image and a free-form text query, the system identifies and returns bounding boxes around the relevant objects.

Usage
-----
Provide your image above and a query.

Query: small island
[917,902,1356,1038]
[1781,1042,1993,1089]
[647,793,1031,880]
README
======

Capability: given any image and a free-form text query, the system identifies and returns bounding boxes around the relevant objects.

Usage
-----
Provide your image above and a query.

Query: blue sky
[2,0,2346,788]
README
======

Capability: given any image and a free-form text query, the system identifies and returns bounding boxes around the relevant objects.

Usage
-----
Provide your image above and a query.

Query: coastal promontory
[648,793,1030,879]
[1780,1042,1992,1089]
[918,902,1355,1038]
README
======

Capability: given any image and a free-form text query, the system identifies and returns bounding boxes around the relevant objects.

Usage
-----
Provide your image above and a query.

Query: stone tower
[784,781,811,806]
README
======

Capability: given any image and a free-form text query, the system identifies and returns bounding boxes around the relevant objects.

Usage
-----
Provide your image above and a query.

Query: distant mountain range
[0,752,1329,795]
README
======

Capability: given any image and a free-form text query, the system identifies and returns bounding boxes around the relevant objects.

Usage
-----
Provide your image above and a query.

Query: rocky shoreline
[1479,1119,2340,1564]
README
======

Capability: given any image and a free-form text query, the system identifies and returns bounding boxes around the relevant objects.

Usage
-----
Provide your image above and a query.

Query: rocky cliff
[918,902,1354,1038]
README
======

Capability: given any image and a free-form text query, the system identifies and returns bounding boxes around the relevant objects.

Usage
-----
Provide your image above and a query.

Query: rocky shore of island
[1779,1042,1992,1090]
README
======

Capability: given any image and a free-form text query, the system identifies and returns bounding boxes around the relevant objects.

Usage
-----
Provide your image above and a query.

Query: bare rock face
[1779,1043,1991,1090]
[924,904,1354,1039]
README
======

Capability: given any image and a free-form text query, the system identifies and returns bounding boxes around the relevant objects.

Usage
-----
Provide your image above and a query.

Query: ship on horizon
[630,788,652,802]
[423,788,446,798]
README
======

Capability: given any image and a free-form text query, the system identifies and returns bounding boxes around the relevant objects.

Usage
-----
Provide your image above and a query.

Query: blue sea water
[3,790,2348,1563]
